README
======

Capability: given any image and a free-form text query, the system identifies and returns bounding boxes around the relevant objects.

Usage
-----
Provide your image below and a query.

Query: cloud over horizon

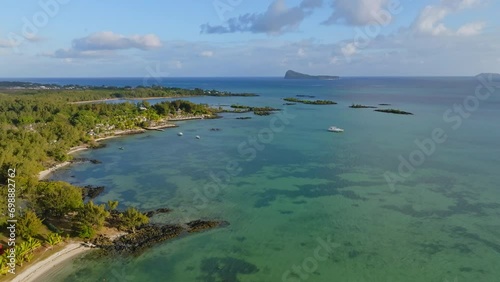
[72,32,162,51]
[46,31,162,58]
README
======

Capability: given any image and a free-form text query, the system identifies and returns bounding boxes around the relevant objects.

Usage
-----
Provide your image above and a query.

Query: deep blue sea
[19,77,500,281]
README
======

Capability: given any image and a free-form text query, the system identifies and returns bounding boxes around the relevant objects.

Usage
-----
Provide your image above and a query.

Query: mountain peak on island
[284,70,339,80]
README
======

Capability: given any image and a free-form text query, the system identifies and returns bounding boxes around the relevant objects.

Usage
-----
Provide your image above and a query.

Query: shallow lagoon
[45,77,500,282]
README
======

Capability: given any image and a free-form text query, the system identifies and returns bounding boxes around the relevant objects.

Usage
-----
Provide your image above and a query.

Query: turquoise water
[44,77,500,282]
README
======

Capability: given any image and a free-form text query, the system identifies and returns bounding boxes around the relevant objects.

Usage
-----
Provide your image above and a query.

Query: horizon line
[0,75,488,79]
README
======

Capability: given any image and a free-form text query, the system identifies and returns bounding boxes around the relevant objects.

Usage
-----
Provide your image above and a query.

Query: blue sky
[1,0,499,77]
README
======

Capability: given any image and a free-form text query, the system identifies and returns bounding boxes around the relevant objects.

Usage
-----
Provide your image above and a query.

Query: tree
[18,210,43,240]
[36,181,83,216]
[77,201,109,230]
[121,207,149,233]
[78,224,95,239]
[107,200,119,211]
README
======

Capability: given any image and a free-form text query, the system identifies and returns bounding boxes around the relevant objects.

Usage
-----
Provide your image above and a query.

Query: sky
[0,0,499,77]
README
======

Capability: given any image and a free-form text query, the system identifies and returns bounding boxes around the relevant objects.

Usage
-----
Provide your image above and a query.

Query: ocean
[35,77,500,281]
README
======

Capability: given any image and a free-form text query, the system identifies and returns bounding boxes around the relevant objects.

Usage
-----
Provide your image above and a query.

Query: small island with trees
[284,70,339,80]
[225,104,281,116]
[350,104,377,109]
[283,97,337,105]
[374,109,414,115]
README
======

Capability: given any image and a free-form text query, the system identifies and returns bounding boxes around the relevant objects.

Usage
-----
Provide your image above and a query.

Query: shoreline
[69,96,195,105]
[37,115,207,180]
[11,243,92,282]
[38,129,147,180]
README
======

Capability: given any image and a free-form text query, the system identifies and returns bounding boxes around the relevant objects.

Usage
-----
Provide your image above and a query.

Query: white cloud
[341,42,357,57]
[442,0,481,9]
[201,0,322,35]
[329,56,339,64]
[413,5,451,36]
[46,48,116,59]
[413,0,483,36]
[169,60,183,69]
[200,50,214,57]
[72,31,162,51]
[45,31,162,59]
[0,38,19,48]
[323,0,390,26]
[456,21,485,36]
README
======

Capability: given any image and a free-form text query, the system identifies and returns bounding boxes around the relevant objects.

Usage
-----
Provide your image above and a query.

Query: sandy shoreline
[38,129,147,180]
[11,243,92,282]
[38,162,72,180]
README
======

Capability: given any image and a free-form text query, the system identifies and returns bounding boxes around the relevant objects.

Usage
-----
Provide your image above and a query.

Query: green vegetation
[0,83,257,103]
[35,181,84,217]
[46,232,63,247]
[0,95,215,193]
[350,104,377,109]
[76,201,110,233]
[107,200,119,211]
[283,97,337,105]
[17,211,44,240]
[0,83,243,275]
[228,104,281,116]
[374,109,414,115]
[121,207,150,233]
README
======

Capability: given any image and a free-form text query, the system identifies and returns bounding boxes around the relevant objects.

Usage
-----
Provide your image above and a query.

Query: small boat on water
[178,132,183,136]
[119,147,124,150]
[196,135,201,139]
[328,126,344,133]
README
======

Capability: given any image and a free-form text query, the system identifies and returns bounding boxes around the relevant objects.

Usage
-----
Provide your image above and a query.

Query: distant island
[284,70,339,80]
[350,104,377,109]
[475,73,500,80]
[375,109,413,115]
[283,97,337,105]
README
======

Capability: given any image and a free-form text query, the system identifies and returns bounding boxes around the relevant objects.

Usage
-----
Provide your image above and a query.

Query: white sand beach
[11,243,92,282]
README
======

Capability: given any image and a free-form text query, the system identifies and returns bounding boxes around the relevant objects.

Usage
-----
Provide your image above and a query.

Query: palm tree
[106,200,119,211]
[46,233,63,247]
[0,255,11,275]
[15,244,29,266]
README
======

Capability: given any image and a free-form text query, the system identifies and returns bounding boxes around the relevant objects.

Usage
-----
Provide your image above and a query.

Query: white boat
[196,135,201,139]
[328,126,344,133]
[178,132,183,136]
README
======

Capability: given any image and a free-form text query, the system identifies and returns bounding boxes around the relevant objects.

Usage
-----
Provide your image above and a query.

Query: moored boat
[328,126,344,133]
